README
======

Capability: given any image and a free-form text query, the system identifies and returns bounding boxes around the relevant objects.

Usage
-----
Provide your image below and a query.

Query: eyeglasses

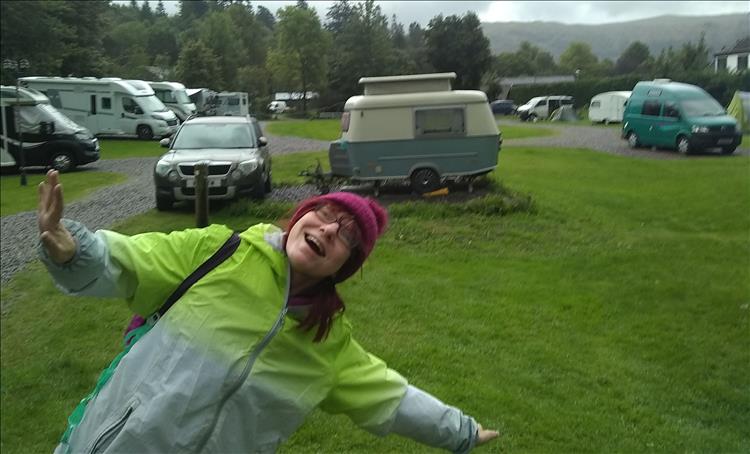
[312,205,361,249]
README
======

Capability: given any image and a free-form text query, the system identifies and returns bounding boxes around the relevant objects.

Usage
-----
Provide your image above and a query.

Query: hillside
[481,13,750,60]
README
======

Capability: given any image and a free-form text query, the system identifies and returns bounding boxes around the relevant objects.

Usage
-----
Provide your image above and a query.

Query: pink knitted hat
[287,192,388,282]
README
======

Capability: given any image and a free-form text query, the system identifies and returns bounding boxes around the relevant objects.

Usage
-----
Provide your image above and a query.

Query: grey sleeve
[37,219,133,298]
[388,385,478,454]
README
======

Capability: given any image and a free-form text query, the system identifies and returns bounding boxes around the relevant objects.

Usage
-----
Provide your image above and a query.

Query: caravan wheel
[410,168,440,194]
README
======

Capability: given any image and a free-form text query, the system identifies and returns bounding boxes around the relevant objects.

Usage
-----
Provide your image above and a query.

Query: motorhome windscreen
[680,97,725,117]
[137,96,169,112]
[174,90,191,104]
[172,124,255,149]
[17,104,81,133]
[39,104,82,130]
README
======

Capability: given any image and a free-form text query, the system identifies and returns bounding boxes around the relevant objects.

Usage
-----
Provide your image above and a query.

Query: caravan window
[102,97,111,110]
[590,101,601,108]
[228,97,240,106]
[414,108,465,137]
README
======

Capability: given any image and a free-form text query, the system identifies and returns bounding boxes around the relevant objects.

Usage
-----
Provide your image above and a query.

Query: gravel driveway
[1,124,746,285]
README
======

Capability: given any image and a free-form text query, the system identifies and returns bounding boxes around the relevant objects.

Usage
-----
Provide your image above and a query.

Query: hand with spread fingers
[37,169,76,264]
[476,423,500,446]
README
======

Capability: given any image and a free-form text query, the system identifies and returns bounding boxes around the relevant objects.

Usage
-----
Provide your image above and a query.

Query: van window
[647,89,662,97]
[641,100,661,116]
[242,98,247,105]
[561,98,573,105]
[590,101,601,108]
[738,55,748,70]
[228,97,240,106]
[155,89,176,104]
[415,108,465,137]
[101,97,111,110]
[663,102,680,118]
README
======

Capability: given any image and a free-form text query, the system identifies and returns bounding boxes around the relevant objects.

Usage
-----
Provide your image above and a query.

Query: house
[713,37,750,73]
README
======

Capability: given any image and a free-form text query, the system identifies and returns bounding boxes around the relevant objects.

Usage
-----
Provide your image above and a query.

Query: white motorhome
[588,91,631,124]
[149,81,197,121]
[214,92,249,116]
[1,86,99,172]
[19,77,178,139]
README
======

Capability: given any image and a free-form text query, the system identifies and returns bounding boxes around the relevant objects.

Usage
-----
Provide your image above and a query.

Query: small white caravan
[588,91,632,124]
[214,92,249,116]
[19,77,178,139]
[149,81,197,121]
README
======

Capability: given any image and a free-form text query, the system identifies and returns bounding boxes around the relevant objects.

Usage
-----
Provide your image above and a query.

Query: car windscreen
[680,97,725,117]
[172,123,256,149]
[174,90,191,104]
[136,95,169,112]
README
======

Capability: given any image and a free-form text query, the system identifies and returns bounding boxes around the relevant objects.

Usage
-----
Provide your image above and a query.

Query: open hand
[38,169,76,264]
[476,423,500,446]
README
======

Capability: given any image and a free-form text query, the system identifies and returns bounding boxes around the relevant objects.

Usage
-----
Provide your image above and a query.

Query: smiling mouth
[305,233,325,257]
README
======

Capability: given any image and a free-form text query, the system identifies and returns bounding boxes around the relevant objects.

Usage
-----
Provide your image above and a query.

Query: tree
[179,0,209,23]
[256,5,275,30]
[559,41,599,76]
[175,40,223,88]
[271,5,330,112]
[424,12,491,89]
[198,10,248,89]
[57,0,109,76]
[390,15,406,48]
[495,41,557,76]
[155,0,167,17]
[615,41,652,74]
[140,0,153,21]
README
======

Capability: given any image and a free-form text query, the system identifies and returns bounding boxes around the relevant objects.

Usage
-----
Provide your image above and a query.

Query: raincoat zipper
[87,403,136,454]
[196,263,291,451]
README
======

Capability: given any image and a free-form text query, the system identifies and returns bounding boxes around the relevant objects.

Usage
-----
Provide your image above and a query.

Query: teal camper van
[327,73,501,194]
[622,79,742,155]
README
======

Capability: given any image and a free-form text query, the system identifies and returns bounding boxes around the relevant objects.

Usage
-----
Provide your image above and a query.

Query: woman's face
[286,205,356,281]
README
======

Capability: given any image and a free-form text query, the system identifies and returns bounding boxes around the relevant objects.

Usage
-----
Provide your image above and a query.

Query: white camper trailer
[19,77,178,139]
[588,91,631,124]
[214,92,249,116]
[149,81,197,121]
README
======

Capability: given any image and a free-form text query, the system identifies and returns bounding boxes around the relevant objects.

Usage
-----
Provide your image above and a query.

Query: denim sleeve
[37,219,134,299]
[387,385,478,454]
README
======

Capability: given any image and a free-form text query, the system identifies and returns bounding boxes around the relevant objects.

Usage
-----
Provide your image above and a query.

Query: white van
[149,81,197,121]
[267,100,287,113]
[516,95,574,122]
[1,86,99,172]
[589,91,631,124]
[19,77,178,139]
[213,92,249,116]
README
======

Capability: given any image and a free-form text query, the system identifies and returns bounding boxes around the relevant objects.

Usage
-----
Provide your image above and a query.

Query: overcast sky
[151,1,748,25]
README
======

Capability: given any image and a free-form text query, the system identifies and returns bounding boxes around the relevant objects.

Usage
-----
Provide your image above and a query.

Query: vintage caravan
[214,92,249,116]
[622,79,742,154]
[588,91,631,124]
[149,81,197,121]
[19,77,178,139]
[328,72,501,194]
[1,86,99,172]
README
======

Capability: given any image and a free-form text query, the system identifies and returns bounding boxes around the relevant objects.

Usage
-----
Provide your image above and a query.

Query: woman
[38,169,499,453]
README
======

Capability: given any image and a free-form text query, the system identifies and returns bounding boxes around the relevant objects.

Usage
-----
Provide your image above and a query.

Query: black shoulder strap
[157,232,241,318]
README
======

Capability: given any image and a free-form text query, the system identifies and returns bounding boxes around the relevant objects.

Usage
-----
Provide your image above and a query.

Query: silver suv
[153,116,271,210]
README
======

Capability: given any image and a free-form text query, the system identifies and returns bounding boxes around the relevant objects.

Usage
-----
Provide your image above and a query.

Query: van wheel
[676,136,691,155]
[530,114,538,123]
[411,168,440,194]
[137,125,154,140]
[627,131,640,149]
[51,151,75,172]
[721,146,736,155]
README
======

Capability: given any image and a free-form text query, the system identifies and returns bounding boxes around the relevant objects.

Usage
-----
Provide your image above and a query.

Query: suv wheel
[156,195,173,211]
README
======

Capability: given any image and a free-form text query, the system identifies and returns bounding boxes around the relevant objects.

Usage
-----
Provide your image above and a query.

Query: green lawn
[500,124,558,140]
[99,139,165,159]
[0,171,127,216]
[2,147,748,453]
[266,119,340,141]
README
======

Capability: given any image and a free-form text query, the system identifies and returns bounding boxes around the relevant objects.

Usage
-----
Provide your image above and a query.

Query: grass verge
[2,147,748,453]
[1,171,127,216]
[99,139,165,159]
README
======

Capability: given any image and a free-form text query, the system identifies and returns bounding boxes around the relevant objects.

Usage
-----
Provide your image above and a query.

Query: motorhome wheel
[51,152,75,172]
[411,168,440,194]
[137,125,154,140]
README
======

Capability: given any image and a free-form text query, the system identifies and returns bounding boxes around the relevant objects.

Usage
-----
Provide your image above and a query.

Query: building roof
[714,36,750,57]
